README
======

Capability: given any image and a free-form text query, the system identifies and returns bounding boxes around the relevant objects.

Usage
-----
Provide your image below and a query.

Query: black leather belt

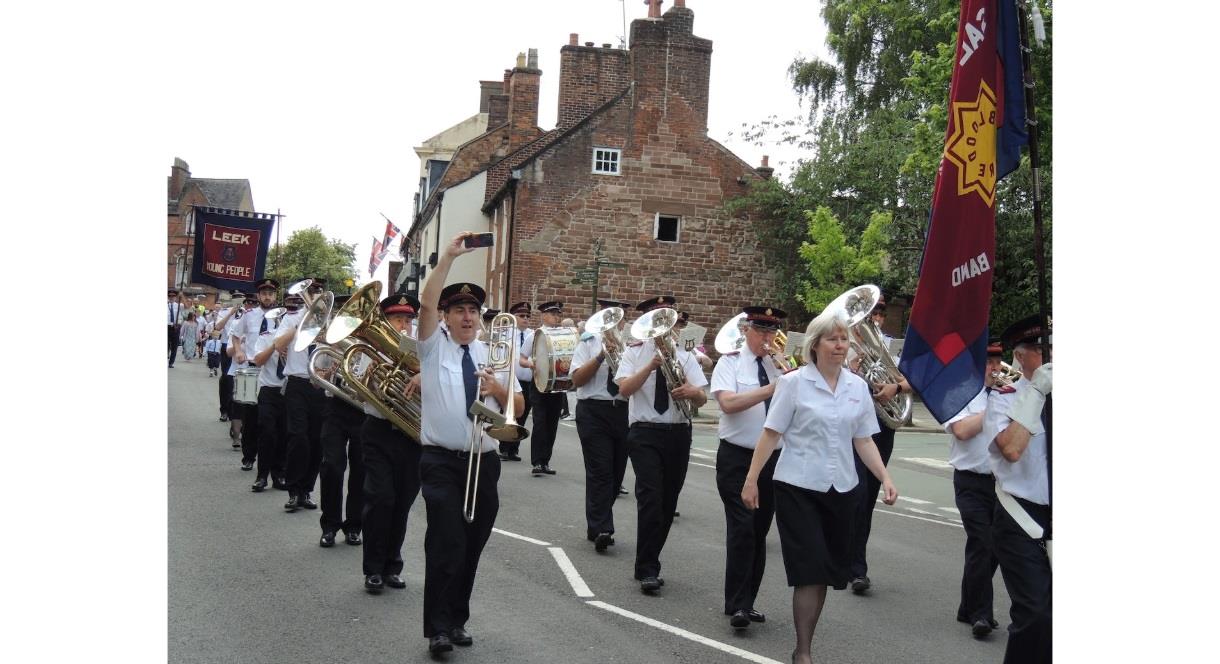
[424,445,497,460]
[631,422,690,431]
[580,398,626,407]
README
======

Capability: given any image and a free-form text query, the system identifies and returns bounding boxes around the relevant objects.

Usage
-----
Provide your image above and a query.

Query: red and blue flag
[898,0,1028,423]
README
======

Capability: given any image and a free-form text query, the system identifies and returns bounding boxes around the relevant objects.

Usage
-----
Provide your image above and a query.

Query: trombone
[464,312,527,523]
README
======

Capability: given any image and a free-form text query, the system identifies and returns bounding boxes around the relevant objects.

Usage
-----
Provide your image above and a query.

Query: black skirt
[774,480,859,589]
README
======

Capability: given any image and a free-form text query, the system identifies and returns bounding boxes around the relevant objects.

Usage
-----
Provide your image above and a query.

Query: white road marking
[549,547,595,598]
[897,495,934,505]
[901,457,954,471]
[939,506,961,514]
[690,461,716,469]
[492,528,551,547]
[908,508,942,517]
[586,601,785,664]
[875,507,963,529]
[689,450,716,460]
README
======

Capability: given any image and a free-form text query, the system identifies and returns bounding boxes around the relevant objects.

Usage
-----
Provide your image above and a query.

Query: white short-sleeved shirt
[614,339,708,425]
[712,351,782,449]
[571,335,626,402]
[765,365,880,492]
[237,307,270,353]
[220,309,242,346]
[254,325,286,389]
[515,327,536,382]
[943,388,993,475]
[275,311,310,378]
[418,327,499,453]
[985,380,1048,505]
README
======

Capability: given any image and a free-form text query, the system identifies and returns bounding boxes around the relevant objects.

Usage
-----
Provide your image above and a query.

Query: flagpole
[1019,1,1049,363]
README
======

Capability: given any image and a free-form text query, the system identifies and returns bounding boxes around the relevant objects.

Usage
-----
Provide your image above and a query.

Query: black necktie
[461,344,478,419]
[606,361,620,397]
[653,367,669,414]
[756,356,771,412]
[276,355,286,379]
[520,330,525,346]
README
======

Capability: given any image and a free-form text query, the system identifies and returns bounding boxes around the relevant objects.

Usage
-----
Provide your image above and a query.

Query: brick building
[167,157,254,306]
[403,0,775,334]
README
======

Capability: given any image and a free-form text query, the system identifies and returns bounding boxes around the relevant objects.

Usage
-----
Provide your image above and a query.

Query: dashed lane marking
[587,601,785,664]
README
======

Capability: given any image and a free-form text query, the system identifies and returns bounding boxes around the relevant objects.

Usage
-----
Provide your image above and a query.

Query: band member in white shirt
[615,295,708,595]
[316,292,366,549]
[233,279,285,487]
[523,301,566,475]
[712,306,786,629]
[414,233,522,655]
[986,315,1052,664]
[741,308,897,664]
[225,294,257,450]
[502,302,534,462]
[249,284,288,493]
[214,293,243,431]
[943,339,1007,638]
[570,298,631,553]
[273,291,322,513]
[168,288,187,367]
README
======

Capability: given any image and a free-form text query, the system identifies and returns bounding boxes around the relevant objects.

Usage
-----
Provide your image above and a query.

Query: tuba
[826,284,912,429]
[326,282,423,439]
[630,307,692,420]
[585,306,626,375]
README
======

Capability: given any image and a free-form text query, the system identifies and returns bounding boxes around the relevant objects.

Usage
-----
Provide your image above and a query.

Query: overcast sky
[166,0,829,290]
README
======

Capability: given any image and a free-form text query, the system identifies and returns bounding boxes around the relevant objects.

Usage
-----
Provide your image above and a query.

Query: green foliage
[797,207,891,313]
[732,0,1053,336]
[265,227,358,291]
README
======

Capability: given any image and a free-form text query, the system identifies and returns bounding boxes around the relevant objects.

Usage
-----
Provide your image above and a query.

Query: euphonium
[826,284,912,429]
[327,282,423,440]
[585,306,626,374]
[630,307,692,420]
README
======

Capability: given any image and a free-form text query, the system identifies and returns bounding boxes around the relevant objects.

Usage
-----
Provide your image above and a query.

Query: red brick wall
[556,44,630,129]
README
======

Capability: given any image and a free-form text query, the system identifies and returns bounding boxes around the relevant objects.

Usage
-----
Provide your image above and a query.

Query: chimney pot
[585,41,594,47]
[602,43,612,48]
[516,52,526,68]
[569,33,578,46]
[675,0,686,7]
[761,155,769,167]
[646,0,663,19]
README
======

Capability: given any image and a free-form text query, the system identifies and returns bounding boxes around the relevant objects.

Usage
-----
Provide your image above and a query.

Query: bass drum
[532,326,580,393]
[233,367,261,405]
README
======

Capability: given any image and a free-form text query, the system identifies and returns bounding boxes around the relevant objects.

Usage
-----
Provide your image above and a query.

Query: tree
[797,207,892,313]
[730,0,1052,336]
[265,227,358,291]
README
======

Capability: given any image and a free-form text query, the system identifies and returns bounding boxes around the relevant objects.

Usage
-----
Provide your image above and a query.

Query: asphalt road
[169,360,1011,663]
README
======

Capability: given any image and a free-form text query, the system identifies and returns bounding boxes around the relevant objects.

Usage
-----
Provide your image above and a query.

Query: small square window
[592,148,621,175]
[655,214,680,242]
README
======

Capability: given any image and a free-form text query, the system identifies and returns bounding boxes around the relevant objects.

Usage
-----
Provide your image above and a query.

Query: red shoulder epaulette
[996,385,1016,394]
[724,350,740,356]
[628,341,644,347]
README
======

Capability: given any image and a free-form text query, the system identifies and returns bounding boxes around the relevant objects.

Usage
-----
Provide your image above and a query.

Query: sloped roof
[190,178,252,210]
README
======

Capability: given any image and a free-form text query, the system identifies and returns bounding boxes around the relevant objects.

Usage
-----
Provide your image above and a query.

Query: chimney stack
[169,157,190,200]
[756,155,774,179]
[557,32,630,129]
[506,50,541,150]
[569,33,579,46]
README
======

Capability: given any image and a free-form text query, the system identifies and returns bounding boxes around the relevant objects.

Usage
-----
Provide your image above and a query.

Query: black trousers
[954,469,1000,624]
[420,447,500,638]
[994,496,1052,664]
[529,389,565,466]
[849,420,895,578]
[576,399,629,538]
[284,376,325,496]
[716,441,778,614]
[255,386,287,481]
[240,401,259,463]
[627,423,691,580]
[360,416,421,577]
[499,379,533,456]
[319,398,365,536]
[168,325,178,366]
[218,344,233,417]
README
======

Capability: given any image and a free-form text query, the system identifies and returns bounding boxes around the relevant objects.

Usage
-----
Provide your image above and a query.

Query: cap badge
[765,308,772,316]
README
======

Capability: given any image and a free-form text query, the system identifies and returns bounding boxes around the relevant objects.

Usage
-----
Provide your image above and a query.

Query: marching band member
[274,291,323,513]
[358,293,423,595]
[502,302,533,462]
[569,298,631,553]
[233,279,286,488]
[615,295,708,595]
[524,301,566,475]
[168,288,186,368]
[986,315,1052,664]
[712,306,785,629]
[675,311,713,371]
[225,294,257,450]
[741,308,897,664]
[215,293,244,444]
[847,293,909,594]
[248,282,288,494]
[414,233,522,655]
[942,340,1006,638]
[316,295,366,549]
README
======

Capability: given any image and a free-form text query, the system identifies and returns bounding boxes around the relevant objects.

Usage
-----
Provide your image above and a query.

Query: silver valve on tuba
[630,307,693,421]
[825,284,912,429]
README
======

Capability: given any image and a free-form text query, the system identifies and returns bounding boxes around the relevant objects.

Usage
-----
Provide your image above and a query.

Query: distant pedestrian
[204,336,221,377]
[180,312,199,362]
[168,288,186,367]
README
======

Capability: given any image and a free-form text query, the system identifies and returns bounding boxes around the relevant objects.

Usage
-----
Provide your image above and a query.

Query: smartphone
[463,232,495,248]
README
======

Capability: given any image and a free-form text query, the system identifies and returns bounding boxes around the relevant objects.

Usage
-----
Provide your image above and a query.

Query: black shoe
[542,465,556,475]
[345,531,362,546]
[251,478,267,492]
[284,495,300,512]
[231,439,241,449]
[594,532,614,553]
[508,453,521,461]
[219,414,229,422]
[319,531,336,548]
[299,493,317,509]
[972,619,993,638]
[532,465,545,475]
[428,633,453,654]
[747,609,765,623]
[241,460,254,471]
[272,476,288,490]
[618,486,629,496]
[499,452,512,461]
[730,609,750,629]
[384,574,406,589]
[450,627,472,647]
[364,574,384,594]
[640,577,661,594]
[850,576,871,594]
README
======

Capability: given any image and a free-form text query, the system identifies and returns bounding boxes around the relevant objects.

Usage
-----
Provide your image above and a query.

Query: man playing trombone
[414,233,523,655]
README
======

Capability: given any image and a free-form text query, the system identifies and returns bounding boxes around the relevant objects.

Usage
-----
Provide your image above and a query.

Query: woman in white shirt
[741,308,898,664]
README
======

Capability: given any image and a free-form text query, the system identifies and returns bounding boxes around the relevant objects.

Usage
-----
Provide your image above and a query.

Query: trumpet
[585,306,626,374]
[630,307,692,420]
[991,361,1021,389]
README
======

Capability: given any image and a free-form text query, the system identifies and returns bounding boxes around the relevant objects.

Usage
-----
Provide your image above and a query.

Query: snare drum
[233,367,261,405]
[532,326,580,393]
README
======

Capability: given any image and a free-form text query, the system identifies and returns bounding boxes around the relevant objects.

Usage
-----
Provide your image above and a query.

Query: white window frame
[654,213,681,243]
[592,147,622,175]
